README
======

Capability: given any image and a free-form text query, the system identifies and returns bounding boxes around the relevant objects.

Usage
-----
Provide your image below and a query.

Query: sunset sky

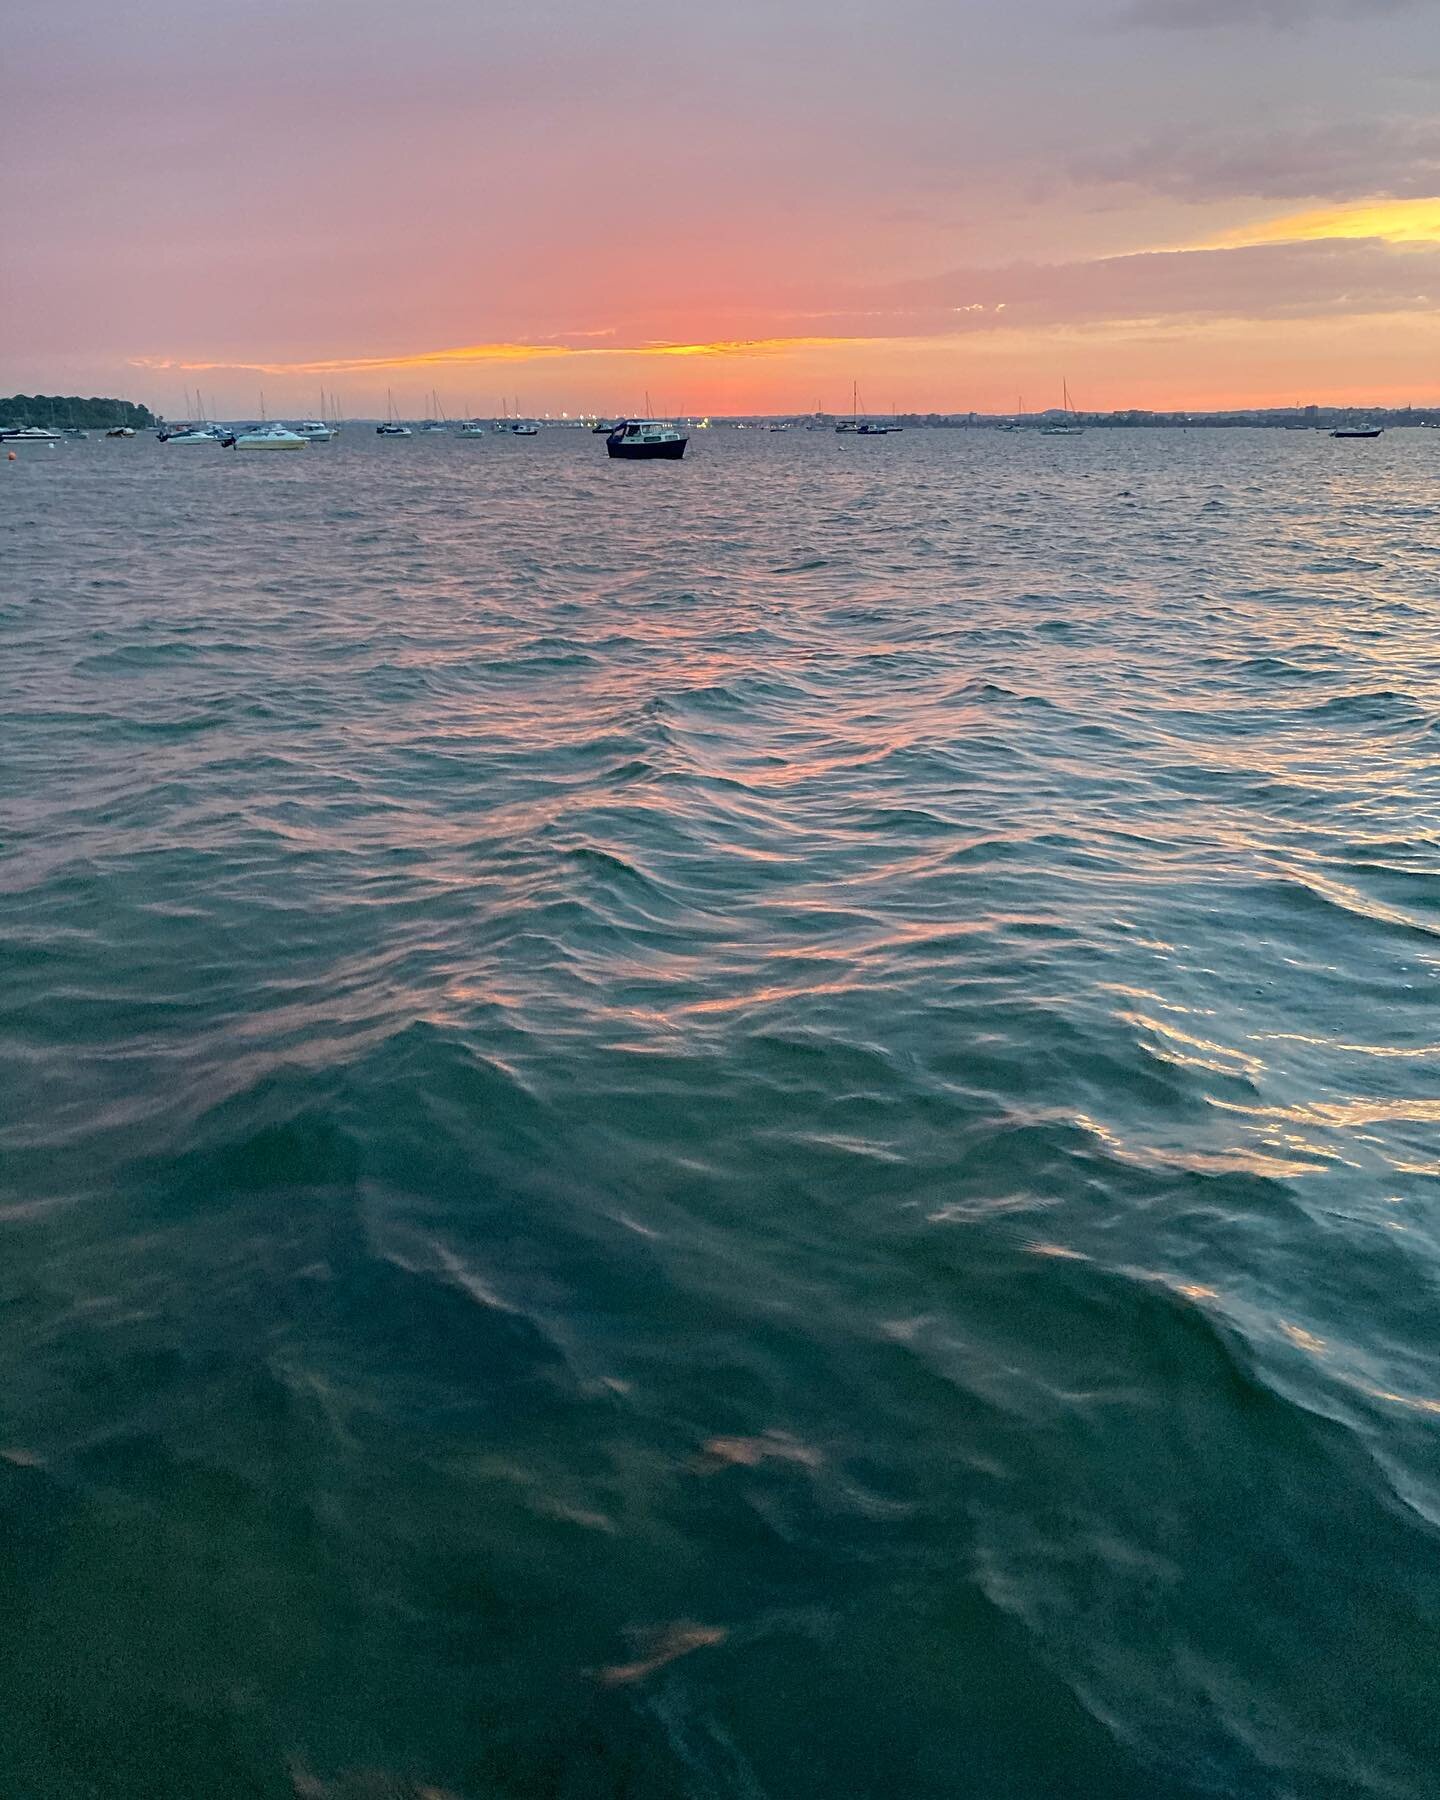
[7,0,1440,415]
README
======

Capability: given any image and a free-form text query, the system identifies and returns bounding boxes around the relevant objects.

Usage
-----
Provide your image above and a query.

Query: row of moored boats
[0,410,693,459]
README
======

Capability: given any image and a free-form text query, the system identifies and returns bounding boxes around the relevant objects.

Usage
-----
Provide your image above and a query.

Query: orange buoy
[6,451,15,461]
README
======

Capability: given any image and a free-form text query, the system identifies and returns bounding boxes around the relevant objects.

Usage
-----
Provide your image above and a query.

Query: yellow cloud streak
[1211,196,1440,249]
[133,336,856,376]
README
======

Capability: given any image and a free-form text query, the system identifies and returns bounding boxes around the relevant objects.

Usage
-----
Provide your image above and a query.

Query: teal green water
[3,427,1439,1798]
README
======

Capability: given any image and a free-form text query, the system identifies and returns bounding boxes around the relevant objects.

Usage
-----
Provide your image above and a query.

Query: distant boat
[838,382,892,435]
[421,389,449,432]
[224,423,308,450]
[459,420,486,437]
[105,425,136,439]
[377,389,412,436]
[606,419,687,460]
[158,425,217,445]
[1040,381,1085,436]
[294,419,334,441]
[495,398,539,435]
[0,424,61,443]
[1331,423,1383,439]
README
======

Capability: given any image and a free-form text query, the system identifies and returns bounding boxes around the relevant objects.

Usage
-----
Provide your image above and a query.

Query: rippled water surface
[4,426,1440,1798]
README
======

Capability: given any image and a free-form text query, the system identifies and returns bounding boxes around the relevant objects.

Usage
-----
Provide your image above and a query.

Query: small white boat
[294,420,334,441]
[105,425,136,438]
[160,425,218,446]
[1,424,62,443]
[226,423,308,451]
[459,420,486,436]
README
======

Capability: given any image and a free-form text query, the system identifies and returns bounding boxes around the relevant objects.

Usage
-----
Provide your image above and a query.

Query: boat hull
[607,437,687,460]
[232,438,306,451]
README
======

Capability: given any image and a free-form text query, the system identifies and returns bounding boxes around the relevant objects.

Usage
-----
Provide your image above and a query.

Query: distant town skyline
[8,0,1440,414]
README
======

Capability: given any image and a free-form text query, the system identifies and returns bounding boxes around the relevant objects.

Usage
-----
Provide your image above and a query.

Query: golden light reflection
[1074,1111,1322,1179]
[1279,1322,1328,1356]
[1124,1010,1264,1079]
[1212,1095,1440,1129]
[1256,1032,1440,1062]
[595,1623,727,1687]
[1356,1384,1440,1417]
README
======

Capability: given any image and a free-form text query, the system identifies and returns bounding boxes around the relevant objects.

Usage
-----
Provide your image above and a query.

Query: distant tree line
[0,394,156,429]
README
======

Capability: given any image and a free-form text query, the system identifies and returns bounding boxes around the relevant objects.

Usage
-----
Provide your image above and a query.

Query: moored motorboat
[459,420,486,436]
[606,419,687,460]
[105,425,136,438]
[1331,423,1383,439]
[0,424,62,443]
[158,425,217,445]
[294,419,334,441]
[224,423,308,450]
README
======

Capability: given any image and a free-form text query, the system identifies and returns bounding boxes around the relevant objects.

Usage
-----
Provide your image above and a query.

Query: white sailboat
[376,389,412,437]
[1040,381,1085,436]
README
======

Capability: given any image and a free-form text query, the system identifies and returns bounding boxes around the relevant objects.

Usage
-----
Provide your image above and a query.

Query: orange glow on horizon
[1211,197,1440,250]
[131,336,858,379]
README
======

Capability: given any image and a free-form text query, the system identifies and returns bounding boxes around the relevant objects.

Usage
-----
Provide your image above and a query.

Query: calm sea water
[3,426,1439,1799]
